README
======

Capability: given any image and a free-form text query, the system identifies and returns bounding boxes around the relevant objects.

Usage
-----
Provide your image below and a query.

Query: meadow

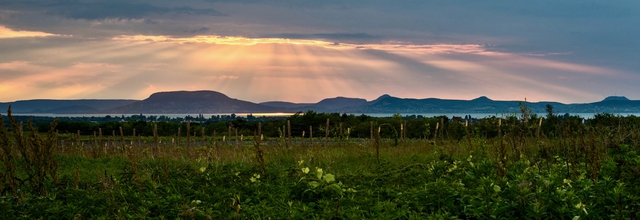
[1,106,640,219]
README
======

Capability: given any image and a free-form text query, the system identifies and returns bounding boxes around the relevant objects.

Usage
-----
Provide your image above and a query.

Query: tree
[542,104,559,137]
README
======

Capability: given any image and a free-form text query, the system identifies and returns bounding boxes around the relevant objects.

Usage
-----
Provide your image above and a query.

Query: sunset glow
[0,26,58,38]
[1,1,639,103]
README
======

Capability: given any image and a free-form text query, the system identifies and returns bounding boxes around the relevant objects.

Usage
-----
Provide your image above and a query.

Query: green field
[2,108,640,219]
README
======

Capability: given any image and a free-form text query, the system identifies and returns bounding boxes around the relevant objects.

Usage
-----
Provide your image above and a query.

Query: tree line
[4,108,637,141]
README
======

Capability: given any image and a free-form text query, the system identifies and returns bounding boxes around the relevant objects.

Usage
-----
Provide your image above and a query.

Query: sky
[1,0,639,104]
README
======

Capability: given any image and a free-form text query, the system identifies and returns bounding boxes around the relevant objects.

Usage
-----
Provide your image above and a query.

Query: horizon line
[0,90,632,105]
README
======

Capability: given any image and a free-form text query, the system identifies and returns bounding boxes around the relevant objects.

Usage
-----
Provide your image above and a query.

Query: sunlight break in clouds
[1,33,637,103]
[0,26,59,38]
[104,34,511,102]
[111,34,487,54]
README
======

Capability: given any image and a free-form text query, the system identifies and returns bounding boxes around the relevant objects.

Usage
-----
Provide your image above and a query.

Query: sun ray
[1,32,635,103]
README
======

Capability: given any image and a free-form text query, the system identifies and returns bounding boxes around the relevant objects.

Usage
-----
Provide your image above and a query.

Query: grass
[2,110,640,218]
[0,137,637,219]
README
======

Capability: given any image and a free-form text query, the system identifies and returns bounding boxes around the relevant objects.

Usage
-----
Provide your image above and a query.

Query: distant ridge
[259,101,313,109]
[2,90,640,114]
[106,90,282,114]
[312,97,367,110]
[0,99,138,114]
[602,96,630,102]
[472,96,492,102]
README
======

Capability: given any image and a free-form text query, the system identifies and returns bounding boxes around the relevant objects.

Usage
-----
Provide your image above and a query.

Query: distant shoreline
[11,112,640,119]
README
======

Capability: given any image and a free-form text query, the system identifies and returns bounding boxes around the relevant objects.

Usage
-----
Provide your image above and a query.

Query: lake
[12,112,640,119]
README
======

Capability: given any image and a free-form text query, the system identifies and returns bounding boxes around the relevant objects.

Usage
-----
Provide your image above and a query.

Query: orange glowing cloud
[0,26,59,38]
[111,34,486,55]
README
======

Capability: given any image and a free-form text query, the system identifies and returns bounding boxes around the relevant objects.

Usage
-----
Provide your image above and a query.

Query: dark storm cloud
[0,0,223,20]
[50,4,222,20]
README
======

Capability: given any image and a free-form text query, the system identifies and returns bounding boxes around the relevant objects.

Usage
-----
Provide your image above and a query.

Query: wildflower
[301,167,310,174]
[250,173,261,183]
[563,179,572,188]
[493,184,501,193]
[316,168,323,179]
[575,202,587,215]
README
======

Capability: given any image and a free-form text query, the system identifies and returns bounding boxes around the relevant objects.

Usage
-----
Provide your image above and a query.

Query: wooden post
[339,122,343,145]
[324,118,330,148]
[309,126,313,147]
[433,123,439,143]
[228,124,233,146]
[403,121,408,142]
[376,126,381,165]
[302,131,306,146]
[282,124,286,146]
[133,128,136,147]
[93,131,97,157]
[346,128,350,141]
[440,117,445,142]
[99,128,103,154]
[465,120,473,150]
[254,123,265,175]
[119,126,125,154]
[56,129,59,150]
[213,131,217,147]
[536,117,543,140]
[153,124,158,153]
[498,118,502,139]
[76,130,81,147]
[370,121,374,146]
[287,120,292,147]
[235,128,239,149]
[400,123,404,144]
[186,121,191,148]
[201,127,205,146]
[177,127,181,147]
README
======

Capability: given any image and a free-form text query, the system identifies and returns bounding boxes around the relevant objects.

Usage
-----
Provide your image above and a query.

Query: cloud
[1,0,639,103]
[0,26,59,38]
[53,4,222,20]
[261,33,379,41]
[2,33,638,103]
[189,27,210,34]
[0,1,223,20]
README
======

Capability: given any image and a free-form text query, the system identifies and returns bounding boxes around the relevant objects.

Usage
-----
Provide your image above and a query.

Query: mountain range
[1,90,639,115]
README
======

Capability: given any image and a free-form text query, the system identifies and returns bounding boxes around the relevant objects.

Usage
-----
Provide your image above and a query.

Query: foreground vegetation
[2,106,640,219]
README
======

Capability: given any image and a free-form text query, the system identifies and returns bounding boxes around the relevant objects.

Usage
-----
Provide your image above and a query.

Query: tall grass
[2,107,640,218]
